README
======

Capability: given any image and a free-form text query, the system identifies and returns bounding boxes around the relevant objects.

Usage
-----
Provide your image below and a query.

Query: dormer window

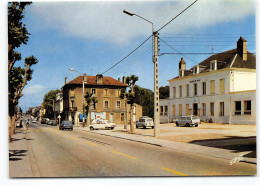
[210,60,217,71]
[193,65,200,75]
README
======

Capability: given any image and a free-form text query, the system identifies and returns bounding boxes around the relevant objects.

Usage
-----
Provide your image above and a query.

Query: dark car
[61,121,73,130]
[41,118,49,124]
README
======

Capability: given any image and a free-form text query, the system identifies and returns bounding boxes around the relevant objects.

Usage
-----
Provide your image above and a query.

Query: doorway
[193,103,198,116]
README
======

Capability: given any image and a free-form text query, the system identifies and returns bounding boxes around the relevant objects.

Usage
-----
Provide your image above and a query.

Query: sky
[4,0,256,112]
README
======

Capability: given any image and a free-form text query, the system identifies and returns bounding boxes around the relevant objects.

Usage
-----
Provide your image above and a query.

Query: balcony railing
[65,107,77,112]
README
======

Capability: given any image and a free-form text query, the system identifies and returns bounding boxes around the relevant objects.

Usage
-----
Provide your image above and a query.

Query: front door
[193,103,198,116]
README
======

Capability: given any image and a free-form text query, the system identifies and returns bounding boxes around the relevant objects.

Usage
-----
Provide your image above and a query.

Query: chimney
[237,36,247,61]
[118,77,121,82]
[65,76,67,84]
[178,57,186,77]
[96,74,103,85]
[122,76,126,83]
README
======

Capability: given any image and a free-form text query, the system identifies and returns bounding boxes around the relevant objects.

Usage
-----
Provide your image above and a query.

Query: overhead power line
[101,35,152,75]
[158,37,198,64]
[160,52,256,55]
[157,0,198,32]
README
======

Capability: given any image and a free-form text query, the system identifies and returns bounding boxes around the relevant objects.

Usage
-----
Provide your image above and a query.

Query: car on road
[47,120,57,126]
[89,120,116,130]
[61,121,73,130]
[41,118,49,124]
[32,119,37,123]
[136,116,154,129]
[175,115,201,127]
[16,120,23,128]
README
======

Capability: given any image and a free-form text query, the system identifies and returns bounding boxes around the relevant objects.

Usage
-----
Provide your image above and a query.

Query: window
[202,82,206,95]
[220,79,225,94]
[186,104,189,115]
[210,80,215,94]
[164,106,168,116]
[104,89,109,97]
[71,100,74,108]
[92,88,96,96]
[179,85,182,97]
[244,100,251,115]
[202,103,206,116]
[219,102,224,116]
[116,89,120,97]
[186,84,189,97]
[173,87,176,98]
[235,101,241,115]
[70,88,75,97]
[116,101,121,109]
[179,104,182,116]
[194,83,197,96]
[172,105,176,116]
[160,106,163,115]
[210,102,214,116]
[104,101,109,109]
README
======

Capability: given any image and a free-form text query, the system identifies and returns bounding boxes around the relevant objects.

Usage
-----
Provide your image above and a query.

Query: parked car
[47,120,57,126]
[175,116,201,127]
[136,116,154,129]
[16,120,23,128]
[32,118,37,123]
[61,121,73,130]
[89,120,116,130]
[41,118,49,124]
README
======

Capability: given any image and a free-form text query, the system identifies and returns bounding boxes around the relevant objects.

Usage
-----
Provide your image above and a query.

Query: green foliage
[133,86,154,118]
[159,86,169,99]
[8,2,38,118]
[43,89,61,118]
[84,92,98,116]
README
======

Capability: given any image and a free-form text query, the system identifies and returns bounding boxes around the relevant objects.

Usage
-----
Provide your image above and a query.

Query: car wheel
[136,125,139,128]
[176,122,179,126]
[90,127,94,130]
[143,126,146,129]
[111,127,114,130]
[151,126,154,129]
[195,124,198,127]
[185,123,190,127]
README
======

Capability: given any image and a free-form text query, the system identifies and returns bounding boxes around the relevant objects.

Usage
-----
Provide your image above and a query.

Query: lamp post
[69,68,87,126]
[123,10,159,137]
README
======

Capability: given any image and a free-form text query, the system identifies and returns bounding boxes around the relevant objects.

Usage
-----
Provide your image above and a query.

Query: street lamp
[123,10,159,137]
[69,68,87,126]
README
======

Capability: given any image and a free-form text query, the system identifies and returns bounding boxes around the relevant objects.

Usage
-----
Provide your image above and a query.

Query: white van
[136,116,154,129]
[175,116,201,127]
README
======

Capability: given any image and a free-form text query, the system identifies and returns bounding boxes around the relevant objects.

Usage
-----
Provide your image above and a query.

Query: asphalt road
[23,121,256,177]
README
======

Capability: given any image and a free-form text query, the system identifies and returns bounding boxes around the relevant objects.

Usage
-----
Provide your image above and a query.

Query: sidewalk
[9,128,32,177]
[75,124,257,165]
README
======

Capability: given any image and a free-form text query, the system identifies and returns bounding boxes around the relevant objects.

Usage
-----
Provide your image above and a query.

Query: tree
[84,92,98,127]
[120,75,139,133]
[8,2,38,142]
[43,89,61,119]
[159,86,169,99]
[133,85,154,118]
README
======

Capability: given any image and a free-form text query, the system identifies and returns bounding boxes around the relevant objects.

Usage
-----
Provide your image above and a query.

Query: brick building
[62,74,142,125]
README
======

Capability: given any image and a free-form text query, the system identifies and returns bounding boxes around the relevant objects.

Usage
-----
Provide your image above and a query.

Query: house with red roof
[62,74,142,125]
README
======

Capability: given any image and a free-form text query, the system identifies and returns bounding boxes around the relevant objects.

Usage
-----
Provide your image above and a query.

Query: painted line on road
[85,142,97,146]
[35,130,40,132]
[161,167,187,176]
[112,151,136,160]
[71,136,78,140]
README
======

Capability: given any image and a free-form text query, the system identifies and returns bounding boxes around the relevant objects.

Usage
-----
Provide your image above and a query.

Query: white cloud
[28,0,254,45]
[23,85,45,95]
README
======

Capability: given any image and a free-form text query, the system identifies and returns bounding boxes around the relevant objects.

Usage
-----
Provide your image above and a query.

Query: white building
[160,37,256,125]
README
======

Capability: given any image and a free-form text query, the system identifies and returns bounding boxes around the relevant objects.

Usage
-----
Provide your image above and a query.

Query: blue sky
[6,0,256,112]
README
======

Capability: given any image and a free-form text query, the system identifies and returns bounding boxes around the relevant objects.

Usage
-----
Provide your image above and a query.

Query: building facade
[62,74,142,125]
[160,37,256,125]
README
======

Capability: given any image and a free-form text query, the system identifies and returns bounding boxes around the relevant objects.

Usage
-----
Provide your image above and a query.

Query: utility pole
[153,31,159,137]
[82,73,86,126]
